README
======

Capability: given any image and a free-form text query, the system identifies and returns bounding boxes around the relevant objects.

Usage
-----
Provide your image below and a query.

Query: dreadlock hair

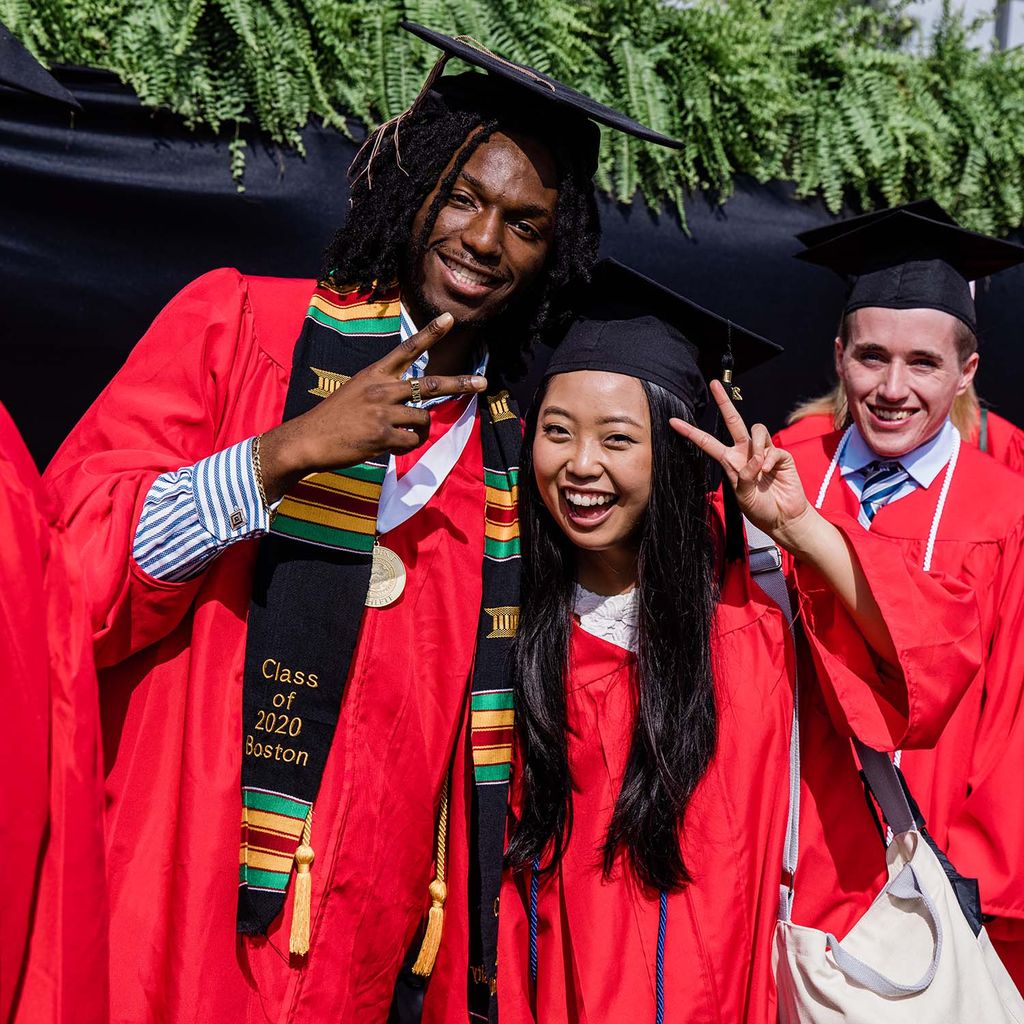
[322,98,600,381]
[505,378,719,894]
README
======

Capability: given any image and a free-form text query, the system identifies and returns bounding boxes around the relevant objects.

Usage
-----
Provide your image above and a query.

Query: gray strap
[853,739,917,836]
[743,518,801,922]
[825,862,943,995]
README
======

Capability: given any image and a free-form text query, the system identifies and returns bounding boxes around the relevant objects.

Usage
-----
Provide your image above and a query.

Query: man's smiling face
[405,130,559,328]
[836,305,979,458]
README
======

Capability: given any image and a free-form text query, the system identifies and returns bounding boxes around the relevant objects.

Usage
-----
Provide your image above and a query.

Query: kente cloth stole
[236,282,520,1018]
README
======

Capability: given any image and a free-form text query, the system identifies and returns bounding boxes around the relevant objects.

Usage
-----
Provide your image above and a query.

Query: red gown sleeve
[43,269,286,668]
[0,404,108,1024]
[945,515,1024,929]
[989,414,1024,476]
[789,510,981,751]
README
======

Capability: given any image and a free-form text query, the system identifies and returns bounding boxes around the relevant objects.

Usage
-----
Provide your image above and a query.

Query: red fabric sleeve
[0,408,53,1021]
[945,515,1024,922]
[0,404,108,1024]
[42,269,288,668]
[987,413,1024,476]
[791,510,981,751]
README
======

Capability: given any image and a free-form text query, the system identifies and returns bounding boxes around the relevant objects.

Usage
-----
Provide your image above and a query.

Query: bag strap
[744,519,801,922]
[826,861,944,995]
[853,741,916,836]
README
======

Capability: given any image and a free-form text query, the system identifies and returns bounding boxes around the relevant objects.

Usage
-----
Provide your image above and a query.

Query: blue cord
[656,889,667,1024]
[529,856,540,985]
[528,863,666,1022]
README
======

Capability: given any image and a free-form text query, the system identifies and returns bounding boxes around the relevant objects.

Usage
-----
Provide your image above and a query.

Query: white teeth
[873,407,913,422]
[565,491,614,507]
[447,261,494,287]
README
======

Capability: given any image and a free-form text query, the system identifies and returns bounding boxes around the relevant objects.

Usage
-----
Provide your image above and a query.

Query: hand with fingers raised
[259,312,487,503]
[672,380,900,663]
[669,380,816,554]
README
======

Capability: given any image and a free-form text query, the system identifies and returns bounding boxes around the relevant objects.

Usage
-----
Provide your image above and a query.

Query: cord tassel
[412,774,451,976]
[289,810,314,955]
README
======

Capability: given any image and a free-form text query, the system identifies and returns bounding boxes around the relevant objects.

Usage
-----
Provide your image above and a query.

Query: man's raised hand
[259,312,487,503]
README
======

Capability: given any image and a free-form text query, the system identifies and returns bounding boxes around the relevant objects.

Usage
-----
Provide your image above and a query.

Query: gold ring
[409,378,422,403]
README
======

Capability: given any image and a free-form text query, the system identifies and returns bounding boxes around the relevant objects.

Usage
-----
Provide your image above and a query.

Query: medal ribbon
[376,393,479,534]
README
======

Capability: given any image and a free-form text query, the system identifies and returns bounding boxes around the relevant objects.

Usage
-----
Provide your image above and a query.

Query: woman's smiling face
[532,370,653,556]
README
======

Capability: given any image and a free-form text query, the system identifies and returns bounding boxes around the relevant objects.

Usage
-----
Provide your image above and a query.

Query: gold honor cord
[411,772,451,976]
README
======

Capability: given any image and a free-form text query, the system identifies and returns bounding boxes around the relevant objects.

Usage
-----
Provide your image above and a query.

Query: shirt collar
[840,418,956,489]
[398,301,489,378]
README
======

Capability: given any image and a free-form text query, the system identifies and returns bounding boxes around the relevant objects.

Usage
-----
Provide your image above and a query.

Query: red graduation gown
[973,409,1024,474]
[788,430,1024,986]
[43,270,487,1023]
[495,515,981,1024]
[775,409,1024,474]
[0,404,108,1024]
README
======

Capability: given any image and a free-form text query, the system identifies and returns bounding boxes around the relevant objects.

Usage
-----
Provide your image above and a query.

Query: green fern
[4,0,1024,231]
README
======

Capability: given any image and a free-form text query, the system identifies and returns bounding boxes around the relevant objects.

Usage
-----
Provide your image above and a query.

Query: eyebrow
[542,405,645,428]
[853,342,943,361]
[459,171,553,221]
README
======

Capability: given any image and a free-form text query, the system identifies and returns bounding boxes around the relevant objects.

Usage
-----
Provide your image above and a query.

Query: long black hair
[322,97,600,380]
[505,378,719,893]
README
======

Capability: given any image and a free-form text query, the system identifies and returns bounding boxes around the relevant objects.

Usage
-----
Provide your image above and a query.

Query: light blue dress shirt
[839,418,957,528]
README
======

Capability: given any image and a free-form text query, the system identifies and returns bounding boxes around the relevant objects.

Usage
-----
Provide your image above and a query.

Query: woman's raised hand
[669,380,814,551]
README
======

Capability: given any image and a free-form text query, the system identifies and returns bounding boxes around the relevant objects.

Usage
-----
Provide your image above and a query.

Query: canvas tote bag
[744,519,1024,1024]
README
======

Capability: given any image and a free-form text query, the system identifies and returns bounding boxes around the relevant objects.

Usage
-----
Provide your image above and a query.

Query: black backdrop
[2,68,1022,468]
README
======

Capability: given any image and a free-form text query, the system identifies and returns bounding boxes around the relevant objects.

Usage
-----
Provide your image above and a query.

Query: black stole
[235,282,518,1021]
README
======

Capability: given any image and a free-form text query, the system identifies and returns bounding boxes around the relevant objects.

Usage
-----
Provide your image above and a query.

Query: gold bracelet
[252,434,270,514]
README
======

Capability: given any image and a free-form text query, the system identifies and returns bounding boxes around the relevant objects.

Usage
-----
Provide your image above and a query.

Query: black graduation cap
[795,209,1024,333]
[544,259,782,418]
[398,22,682,176]
[0,22,81,109]
[795,199,958,249]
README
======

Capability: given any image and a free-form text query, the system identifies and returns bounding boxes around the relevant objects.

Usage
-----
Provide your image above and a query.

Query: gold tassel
[289,810,314,956]
[411,878,447,976]
[411,775,451,977]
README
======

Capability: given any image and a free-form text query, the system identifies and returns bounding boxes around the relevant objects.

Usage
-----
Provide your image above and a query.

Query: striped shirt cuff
[133,437,269,582]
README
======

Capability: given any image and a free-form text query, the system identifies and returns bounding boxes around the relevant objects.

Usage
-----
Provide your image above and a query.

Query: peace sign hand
[260,312,487,503]
[669,380,815,551]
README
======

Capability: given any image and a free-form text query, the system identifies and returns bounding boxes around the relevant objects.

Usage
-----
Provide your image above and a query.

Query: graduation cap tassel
[718,326,747,561]
[722,323,742,402]
[412,773,451,976]
[289,810,314,955]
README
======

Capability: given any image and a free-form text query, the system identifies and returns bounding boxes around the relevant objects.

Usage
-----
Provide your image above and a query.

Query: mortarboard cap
[0,22,81,109]
[795,209,1024,333]
[397,22,682,177]
[795,199,957,249]
[544,259,782,418]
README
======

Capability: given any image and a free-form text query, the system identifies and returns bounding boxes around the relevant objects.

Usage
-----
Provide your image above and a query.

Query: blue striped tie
[859,460,909,524]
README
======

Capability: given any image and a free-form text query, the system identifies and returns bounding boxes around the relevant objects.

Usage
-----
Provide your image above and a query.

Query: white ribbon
[375,395,479,535]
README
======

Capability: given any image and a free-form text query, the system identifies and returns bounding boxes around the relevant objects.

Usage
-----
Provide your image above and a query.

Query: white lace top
[573,584,638,653]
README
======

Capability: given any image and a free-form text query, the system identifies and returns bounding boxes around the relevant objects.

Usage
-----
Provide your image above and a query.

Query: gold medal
[365,543,407,608]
